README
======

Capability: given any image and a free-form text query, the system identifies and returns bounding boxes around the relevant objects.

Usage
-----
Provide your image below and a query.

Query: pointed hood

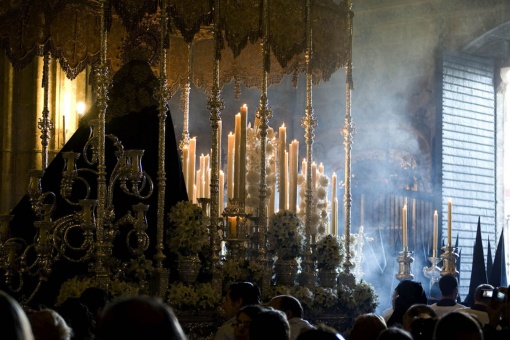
[489,229,508,287]
[487,235,493,280]
[464,217,487,307]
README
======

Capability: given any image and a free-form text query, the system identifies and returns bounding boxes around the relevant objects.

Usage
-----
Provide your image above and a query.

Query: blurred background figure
[387,280,427,327]
[248,309,290,340]
[433,312,483,340]
[349,313,387,340]
[376,327,413,340]
[266,295,315,339]
[297,324,345,340]
[56,297,94,340]
[28,309,72,340]
[96,295,187,340]
[0,290,34,340]
[458,284,493,325]
[430,274,466,318]
[234,305,268,340]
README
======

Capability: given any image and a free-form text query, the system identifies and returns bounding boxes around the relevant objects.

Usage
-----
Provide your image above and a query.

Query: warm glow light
[76,101,86,117]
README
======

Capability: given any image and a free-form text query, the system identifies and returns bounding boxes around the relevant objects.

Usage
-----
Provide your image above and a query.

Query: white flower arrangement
[221,258,265,285]
[267,210,305,260]
[167,200,208,255]
[56,276,139,306]
[297,170,330,235]
[315,234,343,270]
[167,282,222,311]
[124,254,155,282]
[313,287,338,309]
[245,124,276,211]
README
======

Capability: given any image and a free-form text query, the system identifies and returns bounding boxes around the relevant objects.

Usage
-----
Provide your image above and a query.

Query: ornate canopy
[0,0,350,94]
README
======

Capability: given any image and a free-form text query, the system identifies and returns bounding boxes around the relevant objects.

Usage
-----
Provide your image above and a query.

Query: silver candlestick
[440,245,459,277]
[423,256,441,289]
[396,249,414,281]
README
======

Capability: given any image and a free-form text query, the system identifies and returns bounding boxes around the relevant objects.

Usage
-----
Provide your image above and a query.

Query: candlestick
[447,200,452,246]
[218,120,222,177]
[278,124,287,211]
[229,217,237,238]
[227,132,235,204]
[311,162,317,189]
[403,204,408,250]
[187,138,196,202]
[433,210,438,258]
[62,115,66,145]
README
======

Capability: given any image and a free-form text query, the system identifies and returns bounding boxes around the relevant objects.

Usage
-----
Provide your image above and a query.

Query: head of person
[234,304,268,340]
[266,295,304,320]
[223,282,261,319]
[0,290,34,340]
[96,295,186,340]
[433,312,483,340]
[402,304,437,331]
[376,327,413,340]
[349,313,387,340]
[387,280,427,327]
[297,324,346,340]
[473,284,494,306]
[28,309,72,340]
[248,309,290,340]
[409,317,437,340]
[56,297,94,340]
[79,287,109,320]
[438,274,458,299]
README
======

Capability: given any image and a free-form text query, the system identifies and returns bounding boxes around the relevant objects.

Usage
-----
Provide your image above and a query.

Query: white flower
[167,201,208,255]
[267,210,305,260]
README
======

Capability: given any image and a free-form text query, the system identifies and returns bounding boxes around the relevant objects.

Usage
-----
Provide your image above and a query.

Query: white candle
[301,158,307,175]
[289,140,299,212]
[187,138,196,202]
[278,124,287,211]
[234,113,241,200]
[433,210,438,258]
[332,172,337,234]
[447,200,452,246]
[318,162,324,174]
[285,150,289,210]
[182,146,189,196]
[403,204,408,250]
[240,105,247,205]
[227,132,235,204]
[219,170,224,215]
[196,169,202,198]
[206,168,211,199]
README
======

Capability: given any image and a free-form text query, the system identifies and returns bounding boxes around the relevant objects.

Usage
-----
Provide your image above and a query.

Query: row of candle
[401,200,453,256]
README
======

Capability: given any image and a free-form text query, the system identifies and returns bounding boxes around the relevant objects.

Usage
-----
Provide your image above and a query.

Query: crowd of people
[2,275,510,340]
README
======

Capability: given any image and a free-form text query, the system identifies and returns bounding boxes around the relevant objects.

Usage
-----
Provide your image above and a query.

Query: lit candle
[196,169,202,198]
[187,138,196,202]
[289,140,299,212]
[240,105,247,205]
[447,200,452,246]
[318,162,324,174]
[285,150,289,210]
[278,124,287,211]
[433,210,438,258]
[403,204,408,250]
[234,113,241,200]
[227,132,235,204]
[301,158,307,176]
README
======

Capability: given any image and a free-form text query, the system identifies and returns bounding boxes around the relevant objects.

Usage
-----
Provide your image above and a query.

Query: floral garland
[267,210,305,260]
[167,200,208,255]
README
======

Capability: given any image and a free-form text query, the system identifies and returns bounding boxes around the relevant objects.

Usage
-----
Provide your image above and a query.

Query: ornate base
[178,255,201,284]
[274,258,299,286]
[318,269,338,288]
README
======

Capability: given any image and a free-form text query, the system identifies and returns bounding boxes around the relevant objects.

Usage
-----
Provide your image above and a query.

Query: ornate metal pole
[178,43,192,153]
[153,0,171,297]
[37,50,53,169]
[299,0,317,287]
[93,0,110,287]
[256,0,273,297]
[206,0,224,290]
[341,0,355,275]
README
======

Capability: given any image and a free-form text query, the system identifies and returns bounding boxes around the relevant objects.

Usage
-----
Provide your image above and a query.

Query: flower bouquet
[268,210,305,285]
[166,200,208,256]
[315,234,343,287]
